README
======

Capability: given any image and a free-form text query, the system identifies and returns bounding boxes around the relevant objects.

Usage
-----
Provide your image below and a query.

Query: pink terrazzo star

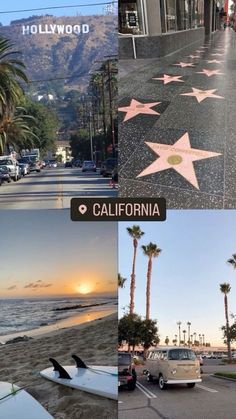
[196,69,225,77]
[174,62,195,68]
[195,50,203,53]
[152,74,184,84]
[118,99,161,122]
[137,132,221,189]
[180,87,224,103]
[206,59,224,64]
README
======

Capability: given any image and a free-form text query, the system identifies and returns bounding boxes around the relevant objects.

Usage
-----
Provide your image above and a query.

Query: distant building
[55,140,72,163]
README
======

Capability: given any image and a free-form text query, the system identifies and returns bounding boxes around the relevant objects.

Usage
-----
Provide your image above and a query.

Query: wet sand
[0,313,117,419]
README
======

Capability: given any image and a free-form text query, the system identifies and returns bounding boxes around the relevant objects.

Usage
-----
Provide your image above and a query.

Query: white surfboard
[0,382,53,419]
[40,361,118,400]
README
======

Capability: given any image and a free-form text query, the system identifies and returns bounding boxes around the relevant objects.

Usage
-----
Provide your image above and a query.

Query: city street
[0,166,116,209]
[119,361,236,419]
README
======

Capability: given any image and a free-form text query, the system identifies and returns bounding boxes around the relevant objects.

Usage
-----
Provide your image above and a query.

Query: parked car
[0,157,21,181]
[73,159,82,167]
[197,354,203,366]
[65,161,73,168]
[18,159,30,174]
[102,158,117,177]
[49,160,57,168]
[82,160,96,172]
[145,347,201,390]
[0,166,11,183]
[18,163,28,177]
[118,352,137,391]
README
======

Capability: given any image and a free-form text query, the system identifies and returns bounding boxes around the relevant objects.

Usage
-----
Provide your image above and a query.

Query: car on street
[18,163,28,177]
[65,161,73,168]
[29,160,41,173]
[82,160,96,172]
[49,160,57,168]
[0,157,21,181]
[145,347,201,390]
[101,158,117,177]
[18,159,30,174]
[118,352,137,391]
[0,166,11,184]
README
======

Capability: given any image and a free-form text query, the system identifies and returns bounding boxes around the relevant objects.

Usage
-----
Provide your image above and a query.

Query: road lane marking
[196,384,218,393]
[136,381,157,398]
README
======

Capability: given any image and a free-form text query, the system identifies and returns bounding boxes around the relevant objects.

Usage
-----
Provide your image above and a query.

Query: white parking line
[196,384,218,393]
[136,381,157,398]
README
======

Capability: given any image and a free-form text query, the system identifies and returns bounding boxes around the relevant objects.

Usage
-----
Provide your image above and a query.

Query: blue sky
[119,211,236,347]
[0,1,116,26]
[0,211,117,298]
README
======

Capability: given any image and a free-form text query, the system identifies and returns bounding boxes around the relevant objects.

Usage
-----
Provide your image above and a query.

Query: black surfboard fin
[49,358,71,379]
[72,354,87,369]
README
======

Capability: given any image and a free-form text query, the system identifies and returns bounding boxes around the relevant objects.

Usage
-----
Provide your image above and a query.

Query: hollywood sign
[22,24,90,35]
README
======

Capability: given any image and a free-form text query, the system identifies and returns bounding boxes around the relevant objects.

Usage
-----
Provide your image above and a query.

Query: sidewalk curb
[212,374,236,383]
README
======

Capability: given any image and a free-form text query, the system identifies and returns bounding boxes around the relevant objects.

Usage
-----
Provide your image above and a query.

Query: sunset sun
[76,284,93,295]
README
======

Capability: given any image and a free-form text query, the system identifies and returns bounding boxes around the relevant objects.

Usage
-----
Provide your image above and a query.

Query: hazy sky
[0,1,116,26]
[119,211,236,347]
[0,211,117,298]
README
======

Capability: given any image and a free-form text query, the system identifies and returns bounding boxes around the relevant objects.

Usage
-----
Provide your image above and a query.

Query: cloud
[24,282,52,289]
[36,280,42,283]
[6,285,17,290]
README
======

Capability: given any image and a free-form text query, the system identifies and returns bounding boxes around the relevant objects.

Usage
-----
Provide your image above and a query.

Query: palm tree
[177,321,182,346]
[183,330,186,345]
[187,322,191,347]
[193,332,197,345]
[0,37,28,121]
[220,283,232,361]
[127,225,145,314]
[227,254,236,269]
[142,242,161,320]
[199,334,202,346]
[0,107,38,154]
[118,273,127,289]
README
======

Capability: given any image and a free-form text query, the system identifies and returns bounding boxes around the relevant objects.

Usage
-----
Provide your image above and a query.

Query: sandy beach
[0,313,118,419]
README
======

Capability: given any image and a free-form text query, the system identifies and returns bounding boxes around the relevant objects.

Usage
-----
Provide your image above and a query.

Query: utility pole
[89,112,93,161]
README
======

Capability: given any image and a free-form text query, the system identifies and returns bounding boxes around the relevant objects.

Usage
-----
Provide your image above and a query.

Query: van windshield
[168,349,196,361]
[118,353,131,366]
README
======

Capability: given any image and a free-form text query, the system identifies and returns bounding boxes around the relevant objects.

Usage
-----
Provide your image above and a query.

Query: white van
[0,156,20,181]
[145,347,202,390]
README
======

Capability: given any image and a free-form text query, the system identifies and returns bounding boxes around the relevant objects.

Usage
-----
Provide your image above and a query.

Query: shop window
[118,0,146,35]
[166,0,177,32]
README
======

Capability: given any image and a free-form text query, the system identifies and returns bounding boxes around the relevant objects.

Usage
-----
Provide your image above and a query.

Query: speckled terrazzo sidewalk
[119,30,236,209]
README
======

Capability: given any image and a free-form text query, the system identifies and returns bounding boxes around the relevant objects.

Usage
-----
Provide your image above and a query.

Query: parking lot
[0,165,117,209]
[119,361,236,419]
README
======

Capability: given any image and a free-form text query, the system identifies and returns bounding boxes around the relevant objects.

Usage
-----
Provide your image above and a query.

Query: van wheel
[127,379,136,391]
[159,375,166,390]
[187,383,195,388]
[147,374,153,382]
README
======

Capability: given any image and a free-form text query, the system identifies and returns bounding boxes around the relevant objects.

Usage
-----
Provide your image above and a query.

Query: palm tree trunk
[130,239,137,314]
[146,257,152,320]
[224,294,232,361]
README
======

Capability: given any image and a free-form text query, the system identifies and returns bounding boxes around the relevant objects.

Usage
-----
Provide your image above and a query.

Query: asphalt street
[119,362,236,419]
[0,166,117,209]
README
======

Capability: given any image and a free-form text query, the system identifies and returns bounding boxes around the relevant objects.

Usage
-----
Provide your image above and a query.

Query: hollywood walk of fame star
[195,50,203,53]
[211,53,223,56]
[174,62,195,68]
[152,74,184,84]
[206,59,224,64]
[180,87,224,103]
[137,132,222,189]
[118,99,161,122]
[187,55,201,59]
[196,69,225,77]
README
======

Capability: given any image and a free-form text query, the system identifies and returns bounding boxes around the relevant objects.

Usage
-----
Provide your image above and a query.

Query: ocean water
[0,296,117,336]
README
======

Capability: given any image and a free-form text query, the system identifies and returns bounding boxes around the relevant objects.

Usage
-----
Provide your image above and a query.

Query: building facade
[119,0,225,59]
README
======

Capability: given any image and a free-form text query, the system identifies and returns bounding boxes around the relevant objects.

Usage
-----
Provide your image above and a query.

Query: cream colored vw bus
[145,347,201,390]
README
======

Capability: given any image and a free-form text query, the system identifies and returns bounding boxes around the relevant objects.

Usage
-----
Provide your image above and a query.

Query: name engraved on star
[22,24,90,35]
[71,198,166,221]
[154,144,209,158]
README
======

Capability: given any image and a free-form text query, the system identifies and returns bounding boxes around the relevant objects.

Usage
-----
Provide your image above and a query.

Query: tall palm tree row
[127,225,144,314]
[220,283,232,361]
[142,242,162,320]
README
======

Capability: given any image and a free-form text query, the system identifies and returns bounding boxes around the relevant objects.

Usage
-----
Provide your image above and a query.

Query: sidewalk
[119,30,236,208]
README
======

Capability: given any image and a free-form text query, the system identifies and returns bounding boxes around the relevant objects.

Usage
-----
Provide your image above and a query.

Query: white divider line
[136,381,157,398]
[196,384,218,393]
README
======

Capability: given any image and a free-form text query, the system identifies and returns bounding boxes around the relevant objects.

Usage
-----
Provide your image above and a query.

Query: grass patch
[214,372,236,380]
